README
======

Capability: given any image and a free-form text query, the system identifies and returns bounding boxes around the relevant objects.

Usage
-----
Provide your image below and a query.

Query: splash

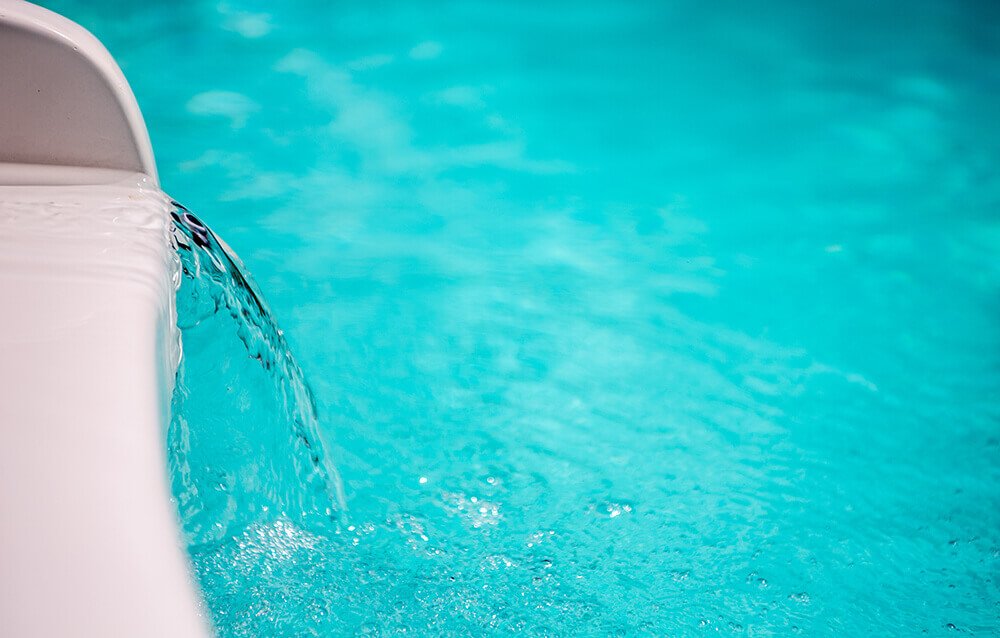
[167,203,345,549]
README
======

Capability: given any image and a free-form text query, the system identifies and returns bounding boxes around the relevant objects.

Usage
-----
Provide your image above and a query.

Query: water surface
[44,0,1000,634]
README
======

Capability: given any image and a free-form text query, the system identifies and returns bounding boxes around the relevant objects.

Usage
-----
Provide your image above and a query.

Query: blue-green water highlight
[42,0,1000,635]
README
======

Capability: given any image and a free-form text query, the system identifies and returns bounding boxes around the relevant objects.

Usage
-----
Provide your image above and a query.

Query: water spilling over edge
[167,202,346,549]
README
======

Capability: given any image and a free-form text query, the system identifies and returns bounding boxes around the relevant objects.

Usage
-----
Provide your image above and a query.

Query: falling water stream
[168,205,346,551]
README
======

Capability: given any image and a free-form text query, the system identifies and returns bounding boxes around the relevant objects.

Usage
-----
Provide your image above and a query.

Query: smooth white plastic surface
[0,0,158,182]
[0,174,211,637]
[0,2,211,636]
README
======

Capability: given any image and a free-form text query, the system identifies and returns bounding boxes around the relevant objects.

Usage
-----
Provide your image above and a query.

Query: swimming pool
[43,0,999,634]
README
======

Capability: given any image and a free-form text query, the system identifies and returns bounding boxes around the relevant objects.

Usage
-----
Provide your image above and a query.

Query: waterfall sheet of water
[168,204,346,551]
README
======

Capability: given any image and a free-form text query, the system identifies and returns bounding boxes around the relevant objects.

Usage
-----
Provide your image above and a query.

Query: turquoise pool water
[46,0,999,634]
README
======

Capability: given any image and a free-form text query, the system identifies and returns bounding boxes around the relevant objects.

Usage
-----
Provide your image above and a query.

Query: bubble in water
[788,592,811,605]
[589,499,635,519]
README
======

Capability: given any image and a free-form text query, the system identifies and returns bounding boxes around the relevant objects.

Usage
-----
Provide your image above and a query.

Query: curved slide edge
[0,2,211,636]
[0,0,158,183]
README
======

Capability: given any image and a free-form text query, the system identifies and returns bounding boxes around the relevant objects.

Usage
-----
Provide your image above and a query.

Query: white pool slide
[0,1,211,635]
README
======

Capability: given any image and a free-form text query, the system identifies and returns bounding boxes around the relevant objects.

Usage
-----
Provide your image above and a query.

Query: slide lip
[0,0,158,185]
[0,173,211,638]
